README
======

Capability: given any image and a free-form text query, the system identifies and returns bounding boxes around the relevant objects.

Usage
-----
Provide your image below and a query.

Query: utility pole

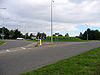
[51,0,54,42]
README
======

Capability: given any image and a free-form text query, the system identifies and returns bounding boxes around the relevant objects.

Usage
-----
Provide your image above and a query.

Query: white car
[16,38,24,40]
[31,37,36,40]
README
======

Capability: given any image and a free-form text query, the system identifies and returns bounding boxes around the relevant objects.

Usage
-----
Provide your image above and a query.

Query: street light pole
[0,8,7,40]
[2,16,4,39]
[51,0,54,42]
[25,24,26,39]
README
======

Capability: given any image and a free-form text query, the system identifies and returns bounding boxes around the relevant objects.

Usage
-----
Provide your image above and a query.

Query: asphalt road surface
[0,40,33,50]
[0,41,100,75]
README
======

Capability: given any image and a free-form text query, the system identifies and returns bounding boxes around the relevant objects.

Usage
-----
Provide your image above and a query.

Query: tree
[25,33,29,39]
[79,32,83,39]
[0,27,9,39]
[65,33,69,37]
[29,33,36,39]
[13,29,22,39]
[79,28,100,40]
[94,30,100,40]
[58,34,63,36]
[9,30,15,39]
[42,32,46,39]
[53,34,55,36]
[0,28,2,39]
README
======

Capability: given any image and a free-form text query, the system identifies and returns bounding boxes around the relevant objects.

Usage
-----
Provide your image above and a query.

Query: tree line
[78,28,100,40]
[0,27,70,39]
[0,27,47,39]
[0,27,23,39]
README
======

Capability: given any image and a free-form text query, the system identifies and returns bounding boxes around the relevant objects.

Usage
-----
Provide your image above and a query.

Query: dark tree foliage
[0,27,23,39]
[53,34,55,36]
[58,34,63,36]
[9,30,15,39]
[79,32,83,39]
[65,33,69,37]
[25,33,30,39]
[79,28,100,40]
[29,33,36,39]
[13,29,23,39]
[0,27,47,40]
[0,27,9,39]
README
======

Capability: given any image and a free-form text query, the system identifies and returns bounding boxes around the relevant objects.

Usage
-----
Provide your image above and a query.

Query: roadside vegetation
[21,47,100,75]
[42,36,89,42]
[1,27,100,41]
[0,40,4,45]
[78,28,100,40]
[27,36,89,42]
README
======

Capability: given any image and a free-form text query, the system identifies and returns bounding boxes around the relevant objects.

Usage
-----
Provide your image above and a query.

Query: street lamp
[0,8,7,40]
[85,24,89,40]
[2,17,9,40]
[51,0,54,42]
[25,23,27,39]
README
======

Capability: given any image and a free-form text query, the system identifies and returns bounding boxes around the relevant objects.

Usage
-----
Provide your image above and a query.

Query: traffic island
[0,40,4,45]
[34,42,86,48]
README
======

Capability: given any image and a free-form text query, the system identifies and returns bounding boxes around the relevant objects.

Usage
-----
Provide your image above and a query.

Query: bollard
[40,39,42,45]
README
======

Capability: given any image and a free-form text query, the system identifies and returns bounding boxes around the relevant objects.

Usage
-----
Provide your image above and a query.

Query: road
[0,41,100,75]
[0,40,33,50]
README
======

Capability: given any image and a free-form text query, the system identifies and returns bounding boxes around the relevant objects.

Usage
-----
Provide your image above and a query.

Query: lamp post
[2,17,4,40]
[25,23,27,39]
[0,8,7,40]
[51,0,54,42]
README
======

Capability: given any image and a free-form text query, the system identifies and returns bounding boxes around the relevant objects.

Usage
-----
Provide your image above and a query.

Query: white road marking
[21,47,26,49]
[6,50,10,52]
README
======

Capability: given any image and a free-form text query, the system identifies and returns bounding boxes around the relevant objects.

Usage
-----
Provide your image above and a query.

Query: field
[0,40,4,45]
[20,47,100,75]
[28,36,89,42]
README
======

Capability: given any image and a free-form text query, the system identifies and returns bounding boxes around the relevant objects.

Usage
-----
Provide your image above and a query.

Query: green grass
[20,47,100,75]
[28,36,89,42]
[0,40,4,45]
[43,36,89,42]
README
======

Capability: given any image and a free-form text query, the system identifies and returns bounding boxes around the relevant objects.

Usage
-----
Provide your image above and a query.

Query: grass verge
[0,40,4,45]
[20,47,100,75]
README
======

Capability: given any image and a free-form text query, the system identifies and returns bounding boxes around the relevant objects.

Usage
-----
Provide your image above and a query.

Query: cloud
[0,0,3,4]
[0,0,100,36]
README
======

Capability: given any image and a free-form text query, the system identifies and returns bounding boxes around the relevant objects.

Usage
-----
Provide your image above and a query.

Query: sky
[0,0,100,36]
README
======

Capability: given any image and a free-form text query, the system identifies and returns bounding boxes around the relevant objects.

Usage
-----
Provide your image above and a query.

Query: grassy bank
[28,36,89,42]
[43,36,89,42]
[0,40,4,45]
[20,47,100,75]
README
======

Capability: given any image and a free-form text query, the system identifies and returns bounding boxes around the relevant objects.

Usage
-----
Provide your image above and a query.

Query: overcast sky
[0,0,100,36]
